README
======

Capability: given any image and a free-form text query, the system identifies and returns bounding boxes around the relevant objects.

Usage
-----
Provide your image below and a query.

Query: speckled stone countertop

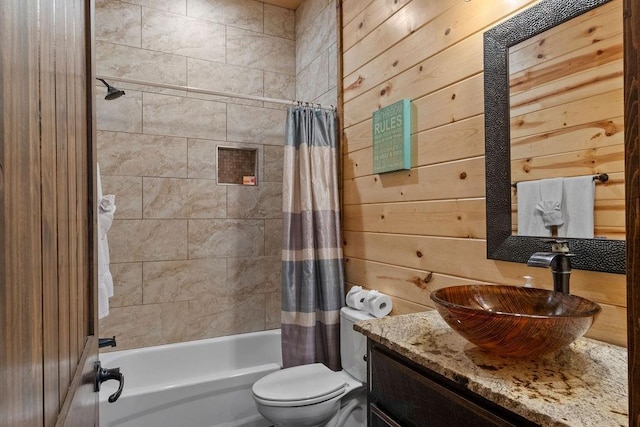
[354,310,628,427]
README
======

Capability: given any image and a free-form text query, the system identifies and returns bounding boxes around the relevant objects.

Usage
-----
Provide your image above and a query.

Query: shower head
[97,78,126,100]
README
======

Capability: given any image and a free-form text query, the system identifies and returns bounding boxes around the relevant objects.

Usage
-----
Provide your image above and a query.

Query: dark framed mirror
[484,0,625,274]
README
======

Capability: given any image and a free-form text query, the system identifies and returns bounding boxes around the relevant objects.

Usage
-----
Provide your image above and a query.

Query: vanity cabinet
[367,341,538,427]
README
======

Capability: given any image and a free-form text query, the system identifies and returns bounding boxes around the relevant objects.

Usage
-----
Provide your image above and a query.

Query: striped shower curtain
[281,106,345,371]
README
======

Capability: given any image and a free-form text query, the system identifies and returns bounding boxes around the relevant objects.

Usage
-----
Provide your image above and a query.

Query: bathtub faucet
[99,336,117,348]
[526,240,574,294]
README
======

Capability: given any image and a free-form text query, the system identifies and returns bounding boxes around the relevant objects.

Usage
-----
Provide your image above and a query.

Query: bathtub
[99,329,282,427]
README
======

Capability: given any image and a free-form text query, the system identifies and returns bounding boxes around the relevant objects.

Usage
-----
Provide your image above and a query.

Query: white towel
[97,163,116,319]
[517,181,550,236]
[558,176,595,238]
[536,178,564,227]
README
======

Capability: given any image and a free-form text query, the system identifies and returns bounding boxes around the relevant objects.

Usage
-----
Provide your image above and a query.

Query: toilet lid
[252,363,346,405]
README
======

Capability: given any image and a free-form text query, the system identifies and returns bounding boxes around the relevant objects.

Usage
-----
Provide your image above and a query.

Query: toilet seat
[252,363,346,407]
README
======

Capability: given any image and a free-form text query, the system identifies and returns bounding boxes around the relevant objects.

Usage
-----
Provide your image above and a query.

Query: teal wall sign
[372,99,411,174]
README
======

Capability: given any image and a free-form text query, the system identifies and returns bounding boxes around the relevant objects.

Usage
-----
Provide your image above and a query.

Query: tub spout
[99,336,117,348]
[527,241,574,294]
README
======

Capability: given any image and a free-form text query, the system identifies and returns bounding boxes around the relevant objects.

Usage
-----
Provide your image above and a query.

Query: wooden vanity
[355,311,628,427]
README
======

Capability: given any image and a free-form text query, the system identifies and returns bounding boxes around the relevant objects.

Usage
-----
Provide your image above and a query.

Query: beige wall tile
[143,259,227,303]
[100,301,189,350]
[101,175,143,219]
[328,42,337,90]
[96,41,187,86]
[264,4,295,40]
[265,291,281,330]
[187,58,263,101]
[295,1,335,72]
[143,92,227,140]
[263,145,284,182]
[264,72,296,106]
[96,89,142,133]
[227,182,282,219]
[97,131,188,178]
[313,86,338,107]
[108,219,188,262]
[95,0,142,47]
[295,0,331,40]
[142,8,226,63]
[187,139,218,179]
[188,294,266,340]
[227,104,286,145]
[227,27,295,76]
[122,0,186,15]
[187,0,264,32]
[227,256,281,295]
[188,219,264,258]
[109,262,143,307]
[143,177,226,218]
[296,51,329,102]
[264,218,283,256]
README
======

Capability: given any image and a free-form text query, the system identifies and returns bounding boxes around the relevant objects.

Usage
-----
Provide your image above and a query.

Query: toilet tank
[340,307,374,382]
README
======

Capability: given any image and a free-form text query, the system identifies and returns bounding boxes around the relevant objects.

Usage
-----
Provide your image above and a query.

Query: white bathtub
[99,329,282,427]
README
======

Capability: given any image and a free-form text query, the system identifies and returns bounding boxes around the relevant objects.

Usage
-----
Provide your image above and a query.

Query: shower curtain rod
[95,75,336,111]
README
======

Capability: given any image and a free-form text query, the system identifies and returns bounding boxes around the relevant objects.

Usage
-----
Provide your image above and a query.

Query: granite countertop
[354,310,628,427]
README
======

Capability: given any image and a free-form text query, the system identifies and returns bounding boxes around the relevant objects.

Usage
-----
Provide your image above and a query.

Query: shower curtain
[281,106,345,371]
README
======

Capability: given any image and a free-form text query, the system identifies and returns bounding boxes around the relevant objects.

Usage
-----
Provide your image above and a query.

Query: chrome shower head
[97,78,126,100]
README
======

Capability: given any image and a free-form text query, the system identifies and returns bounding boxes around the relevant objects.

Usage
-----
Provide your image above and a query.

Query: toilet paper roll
[346,286,369,310]
[363,290,392,318]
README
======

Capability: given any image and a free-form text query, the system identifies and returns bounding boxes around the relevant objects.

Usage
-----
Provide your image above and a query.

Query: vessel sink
[430,285,601,357]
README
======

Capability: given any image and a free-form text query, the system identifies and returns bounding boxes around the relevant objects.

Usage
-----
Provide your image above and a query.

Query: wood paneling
[1,0,96,425]
[340,0,628,349]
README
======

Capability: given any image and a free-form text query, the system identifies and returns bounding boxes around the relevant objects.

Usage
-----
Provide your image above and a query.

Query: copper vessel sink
[430,285,601,357]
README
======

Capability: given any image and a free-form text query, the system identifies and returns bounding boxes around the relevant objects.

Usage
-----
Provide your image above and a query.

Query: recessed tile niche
[217,146,258,185]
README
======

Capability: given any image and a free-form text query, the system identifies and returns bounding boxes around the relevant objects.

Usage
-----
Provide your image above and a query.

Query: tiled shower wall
[96,0,297,350]
[295,0,337,106]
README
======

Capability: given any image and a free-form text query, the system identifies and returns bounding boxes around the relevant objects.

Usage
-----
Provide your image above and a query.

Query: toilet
[252,307,373,427]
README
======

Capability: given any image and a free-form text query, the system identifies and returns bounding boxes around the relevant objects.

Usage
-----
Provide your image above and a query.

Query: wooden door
[0,0,98,426]
[625,0,640,422]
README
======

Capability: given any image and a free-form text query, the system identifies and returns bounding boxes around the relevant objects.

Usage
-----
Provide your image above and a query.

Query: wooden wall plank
[343,0,458,77]
[344,32,484,127]
[343,199,486,238]
[55,0,72,402]
[342,0,412,52]
[345,114,485,180]
[66,0,80,373]
[0,0,45,425]
[343,157,485,205]
[341,0,374,27]
[40,0,61,423]
[343,0,537,104]
[343,231,627,307]
[74,0,90,351]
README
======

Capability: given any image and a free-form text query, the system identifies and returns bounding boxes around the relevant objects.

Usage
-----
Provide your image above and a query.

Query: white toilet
[252,307,373,427]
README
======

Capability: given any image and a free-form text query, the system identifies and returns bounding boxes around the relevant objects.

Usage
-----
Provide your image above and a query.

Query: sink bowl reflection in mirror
[430,285,601,357]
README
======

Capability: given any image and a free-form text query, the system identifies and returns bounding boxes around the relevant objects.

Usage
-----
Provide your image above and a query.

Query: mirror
[484,0,625,274]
